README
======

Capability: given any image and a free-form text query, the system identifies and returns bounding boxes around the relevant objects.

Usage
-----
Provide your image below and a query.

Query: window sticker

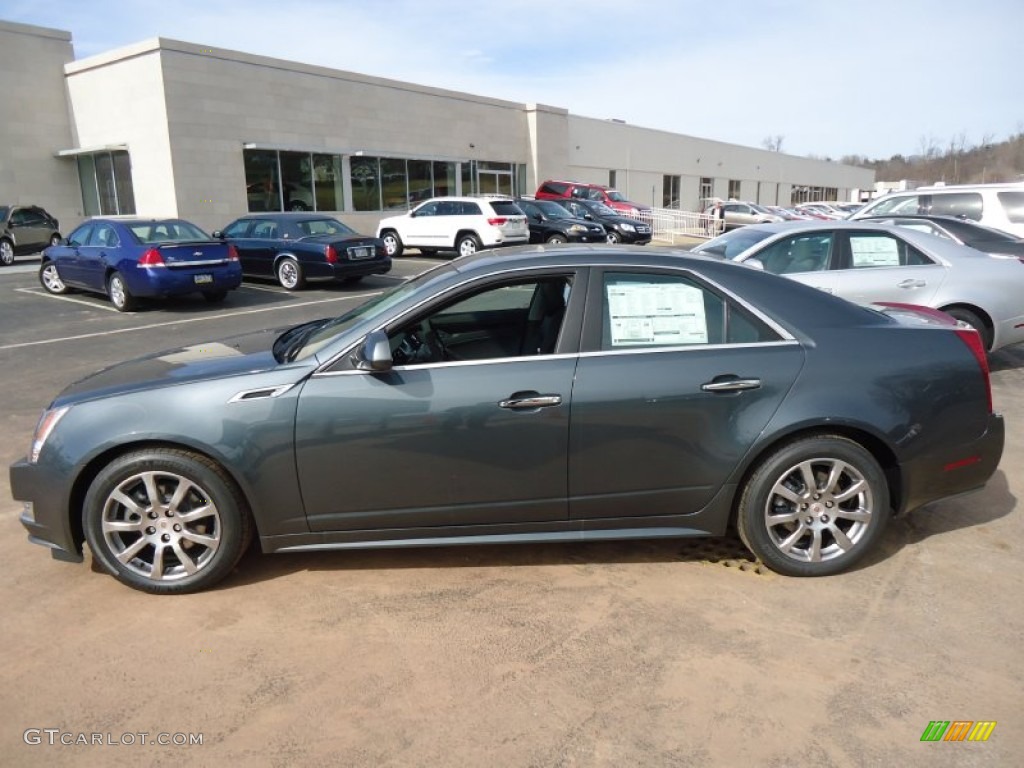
[850,236,900,267]
[607,282,708,346]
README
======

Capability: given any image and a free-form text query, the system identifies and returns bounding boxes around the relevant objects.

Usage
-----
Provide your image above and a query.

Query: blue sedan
[39,218,243,311]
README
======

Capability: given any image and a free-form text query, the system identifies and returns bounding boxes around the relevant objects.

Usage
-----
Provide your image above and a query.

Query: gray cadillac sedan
[10,246,1004,593]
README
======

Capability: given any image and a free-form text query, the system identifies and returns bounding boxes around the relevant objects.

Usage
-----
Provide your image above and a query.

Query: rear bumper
[129,264,243,297]
[326,257,392,280]
[9,457,83,563]
[899,412,1005,514]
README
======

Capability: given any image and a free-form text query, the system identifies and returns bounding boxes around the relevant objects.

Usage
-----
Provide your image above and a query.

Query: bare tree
[761,135,784,152]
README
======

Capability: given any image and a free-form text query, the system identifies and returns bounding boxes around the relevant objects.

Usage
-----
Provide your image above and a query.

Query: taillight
[325,244,337,263]
[487,218,507,226]
[954,328,992,413]
[138,248,164,267]
[227,244,239,261]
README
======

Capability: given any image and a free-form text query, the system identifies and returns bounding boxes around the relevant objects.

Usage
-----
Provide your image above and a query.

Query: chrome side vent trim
[228,384,294,403]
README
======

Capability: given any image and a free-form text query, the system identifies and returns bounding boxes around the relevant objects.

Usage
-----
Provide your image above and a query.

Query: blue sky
[6,0,1023,159]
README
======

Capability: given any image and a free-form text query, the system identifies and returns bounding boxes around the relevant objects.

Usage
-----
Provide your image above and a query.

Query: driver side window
[388,277,572,366]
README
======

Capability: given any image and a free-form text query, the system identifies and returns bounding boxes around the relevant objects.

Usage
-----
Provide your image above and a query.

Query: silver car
[693,221,1024,351]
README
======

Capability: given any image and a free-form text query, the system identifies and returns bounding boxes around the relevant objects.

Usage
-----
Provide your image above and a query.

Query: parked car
[718,201,784,231]
[692,220,1024,351]
[855,214,1024,259]
[795,203,845,219]
[376,196,528,258]
[1,204,61,265]
[535,180,651,219]
[215,213,390,290]
[851,182,1024,237]
[10,246,1003,593]
[552,198,653,244]
[39,218,242,311]
[514,199,606,244]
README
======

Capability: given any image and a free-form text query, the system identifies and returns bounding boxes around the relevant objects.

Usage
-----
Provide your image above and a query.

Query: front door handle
[499,394,563,410]
[701,377,762,393]
[897,278,926,289]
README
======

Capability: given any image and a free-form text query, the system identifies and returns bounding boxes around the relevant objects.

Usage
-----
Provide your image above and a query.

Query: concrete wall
[0,21,80,232]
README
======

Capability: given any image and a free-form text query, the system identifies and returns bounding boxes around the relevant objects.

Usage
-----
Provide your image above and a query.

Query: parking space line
[238,284,290,294]
[14,287,121,312]
[0,290,385,351]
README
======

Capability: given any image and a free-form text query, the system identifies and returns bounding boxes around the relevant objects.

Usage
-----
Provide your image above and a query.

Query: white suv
[376,197,529,258]
[851,183,1024,237]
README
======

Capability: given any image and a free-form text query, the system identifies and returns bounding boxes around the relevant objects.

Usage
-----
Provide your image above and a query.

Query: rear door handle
[897,279,926,289]
[499,394,563,410]
[701,378,762,393]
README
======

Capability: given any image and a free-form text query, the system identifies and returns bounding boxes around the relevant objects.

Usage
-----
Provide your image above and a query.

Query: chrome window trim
[578,340,800,359]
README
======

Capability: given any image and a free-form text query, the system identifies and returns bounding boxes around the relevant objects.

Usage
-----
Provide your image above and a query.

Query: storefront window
[351,156,381,211]
[313,153,344,211]
[244,150,280,212]
[77,150,135,216]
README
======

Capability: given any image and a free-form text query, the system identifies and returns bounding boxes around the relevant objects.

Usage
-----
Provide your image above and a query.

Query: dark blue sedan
[39,218,243,311]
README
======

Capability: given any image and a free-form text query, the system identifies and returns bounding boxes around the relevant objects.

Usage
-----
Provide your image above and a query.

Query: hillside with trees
[839,128,1024,185]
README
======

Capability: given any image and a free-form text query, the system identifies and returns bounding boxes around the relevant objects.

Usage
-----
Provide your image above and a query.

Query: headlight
[30,406,70,463]
[568,224,587,233]
[620,223,636,232]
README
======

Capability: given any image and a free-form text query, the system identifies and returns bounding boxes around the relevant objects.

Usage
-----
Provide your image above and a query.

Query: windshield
[605,190,627,202]
[749,203,772,214]
[129,220,212,244]
[694,228,776,259]
[294,218,355,237]
[585,201,617,216]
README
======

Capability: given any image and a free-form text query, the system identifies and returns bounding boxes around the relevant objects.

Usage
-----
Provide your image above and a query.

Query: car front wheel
[0,238,13,266]
[39,261,69,294]
[83,449,253,594]
[108,271,137,312]
[736,435,889,576]
[606,231,622,244]
[545,234,568,245]
[276,257,305,290]
[380,230,403,258]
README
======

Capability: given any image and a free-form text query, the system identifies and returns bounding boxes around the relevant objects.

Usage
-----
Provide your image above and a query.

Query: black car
[553,198,653,244]
[514,199,606,244]
[1,204,61,266]
[215,213,390,290]
[857,214,1024,258]
[9,246,1003,593]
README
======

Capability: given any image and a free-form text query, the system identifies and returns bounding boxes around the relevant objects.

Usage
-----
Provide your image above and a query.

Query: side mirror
[743,258,766,271]
[212,231,223,239]
[355,329,393,372]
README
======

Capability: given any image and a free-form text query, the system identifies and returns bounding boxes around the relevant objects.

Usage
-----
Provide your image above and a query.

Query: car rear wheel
[276,257,305,290]
[0,239,13,266]
[545,234,568,245]
[457,234,482,258]
[606,231,622,244]
[39,261,69,294]
[736,435,889,577]
[83,449,253,594]
[380,230,403,258]
[108,271,137,312]
[943,307,992,351]
[202,290,228,303]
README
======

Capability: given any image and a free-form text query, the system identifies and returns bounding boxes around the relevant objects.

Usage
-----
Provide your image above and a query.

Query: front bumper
[10,456,83,563]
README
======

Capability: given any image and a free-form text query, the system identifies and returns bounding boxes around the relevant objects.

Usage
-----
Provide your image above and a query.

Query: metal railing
[646,207,721,245]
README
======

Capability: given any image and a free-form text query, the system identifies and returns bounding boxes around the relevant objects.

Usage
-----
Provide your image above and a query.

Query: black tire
[606,231,622,244]
[108,271,137,312]
[83,448,253,594]
[456,233,482,258]
[0,238,13,266]
[203,290,228,303]
[39,261,69,294]
[287,200,309,211]
[736,435,890,577]
[545,234,568,245]
[943,307,992,351]
[380,230,404,258]
[276,257,305,290]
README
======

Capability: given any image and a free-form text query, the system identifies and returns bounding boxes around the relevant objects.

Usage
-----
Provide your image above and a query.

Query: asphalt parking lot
[1,253,1021,767]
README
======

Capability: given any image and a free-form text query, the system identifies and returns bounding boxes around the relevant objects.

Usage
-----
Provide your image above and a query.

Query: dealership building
[2,19,874,236]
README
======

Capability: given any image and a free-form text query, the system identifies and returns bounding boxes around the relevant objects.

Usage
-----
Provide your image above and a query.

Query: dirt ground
[0,262,1021,767]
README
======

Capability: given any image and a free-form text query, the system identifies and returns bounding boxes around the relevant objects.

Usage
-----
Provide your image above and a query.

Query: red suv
[535,180,651,218]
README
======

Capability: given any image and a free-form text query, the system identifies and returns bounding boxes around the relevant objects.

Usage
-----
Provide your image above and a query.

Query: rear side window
[539,182,569,196]
[458,202,482,215]
[600,272,778,350]
[997,191,1024,223]
[927,192,983,220]
[489,201,523,216]
[846,233,933,268]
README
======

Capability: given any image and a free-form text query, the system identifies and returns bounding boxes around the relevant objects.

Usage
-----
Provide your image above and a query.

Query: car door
[294,269,584,532]
[828,229,945,306]
[77,222,121,291]
[222,219,268,277]
[55,222,95,286]
[403,201,442,246]
[13,207,49,251]
[743,231,841,295]
[568,268,804,521]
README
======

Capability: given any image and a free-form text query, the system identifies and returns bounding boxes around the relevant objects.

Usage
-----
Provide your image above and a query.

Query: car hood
[53,326,304,407]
